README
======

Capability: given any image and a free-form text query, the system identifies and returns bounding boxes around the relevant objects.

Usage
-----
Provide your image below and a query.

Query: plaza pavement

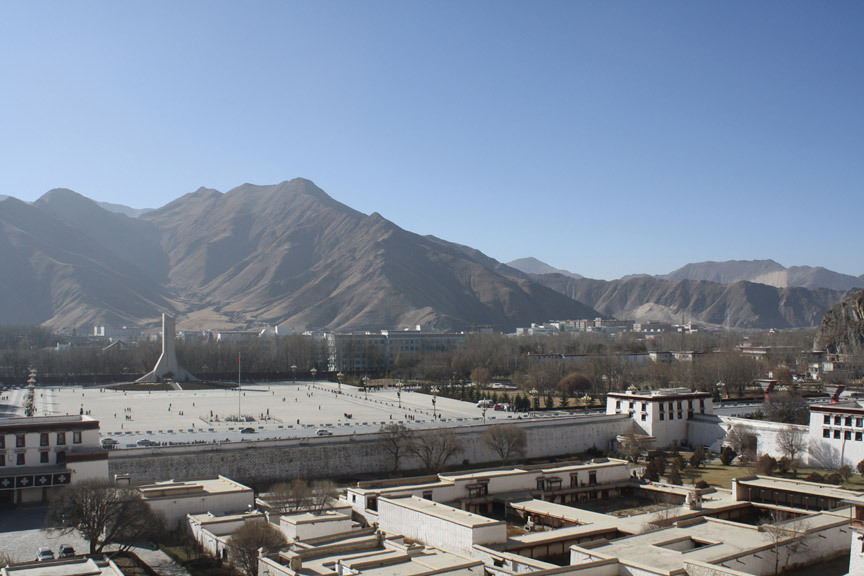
[3,381,542,447]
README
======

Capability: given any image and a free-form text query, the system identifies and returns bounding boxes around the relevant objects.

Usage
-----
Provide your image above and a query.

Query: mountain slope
[663,259,864,291]
[139,179,599,331]
[0,196,178,327]
[507,257,583,279]
[817,289,864,353]
[530,272,845,329]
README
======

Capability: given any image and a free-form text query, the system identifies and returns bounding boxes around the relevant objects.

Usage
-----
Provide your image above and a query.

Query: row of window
[822,415,864,427]
[0,431,82,449]
[0,450,67,466]
[823,428,864,441]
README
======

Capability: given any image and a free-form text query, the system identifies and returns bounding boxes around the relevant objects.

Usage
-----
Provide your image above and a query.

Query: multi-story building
[606,387,713,447]
[0,415,107,505]
[327,331,466,373]
[808,401,864,467]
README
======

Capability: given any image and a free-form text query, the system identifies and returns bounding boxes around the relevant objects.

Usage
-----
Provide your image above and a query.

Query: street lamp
[363,376,369,400]
[310,367,317,380]
[337,372,343,391]
[431,386,439,419]
[529,388,538,418]
[397,380,403,409]
[291,364,297,383]
[482,405,488,424]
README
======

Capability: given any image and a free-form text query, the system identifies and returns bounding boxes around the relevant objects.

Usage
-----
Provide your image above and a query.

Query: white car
[316,429,333,436]
[36,547,55,561]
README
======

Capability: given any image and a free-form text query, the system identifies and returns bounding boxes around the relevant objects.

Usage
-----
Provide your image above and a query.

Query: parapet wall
[108,414,629,485]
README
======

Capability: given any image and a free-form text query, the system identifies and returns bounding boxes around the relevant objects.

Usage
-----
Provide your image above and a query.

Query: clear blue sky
[1,1,862,280]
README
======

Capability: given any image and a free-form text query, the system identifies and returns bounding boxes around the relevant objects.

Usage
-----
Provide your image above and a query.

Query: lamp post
[397,380,403,409]
[530,387,538,418]
[310,367,317,380]
[431,386,439,419]
[337,372,343,392]
[237,355,242,420]
[363,376,369,400]
[482,405,488,424]
[291,364,297,383]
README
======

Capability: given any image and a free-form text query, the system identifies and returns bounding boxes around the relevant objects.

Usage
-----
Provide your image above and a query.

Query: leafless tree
[229,520,287,576]
[764,390,809,424]
[760,511,808,576]
[777,425,807,474]
[309,480,338,514]
[726,424,758,461]
[407,429,464,473]
[379,423,413,473]
[618,431,651,463]
[47,479,161,554]
[480,424,527,464]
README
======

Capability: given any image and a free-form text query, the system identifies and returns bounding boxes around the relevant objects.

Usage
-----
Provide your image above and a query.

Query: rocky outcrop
[817,290,864,353]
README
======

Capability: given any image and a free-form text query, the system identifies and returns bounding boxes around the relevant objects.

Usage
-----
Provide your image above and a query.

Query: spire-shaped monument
[136,314,198,382]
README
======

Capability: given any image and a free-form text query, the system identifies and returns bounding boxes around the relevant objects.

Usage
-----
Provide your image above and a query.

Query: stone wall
[108,414,630,485]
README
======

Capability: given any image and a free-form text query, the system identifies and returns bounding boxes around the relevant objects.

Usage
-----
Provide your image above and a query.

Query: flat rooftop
[138,475,251,500]
[380,496,504,528]
[735,475,864,501]
[1,557,122,576]
[580,512,848,575]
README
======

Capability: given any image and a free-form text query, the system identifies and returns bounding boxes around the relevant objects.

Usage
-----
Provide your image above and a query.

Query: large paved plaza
[0,381,525,447]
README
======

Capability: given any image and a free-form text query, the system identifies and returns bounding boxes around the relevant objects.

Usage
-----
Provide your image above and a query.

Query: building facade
[0,415,107,505]
[606,387,713,447]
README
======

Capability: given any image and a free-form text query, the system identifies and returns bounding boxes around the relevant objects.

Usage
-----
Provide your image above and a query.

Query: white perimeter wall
[148,490,255,530]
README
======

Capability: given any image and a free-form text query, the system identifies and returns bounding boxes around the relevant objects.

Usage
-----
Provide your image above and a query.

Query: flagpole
[238,354,242,420]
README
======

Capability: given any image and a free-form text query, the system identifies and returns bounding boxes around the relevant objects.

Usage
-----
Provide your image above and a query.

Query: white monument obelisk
[136,314,197,382]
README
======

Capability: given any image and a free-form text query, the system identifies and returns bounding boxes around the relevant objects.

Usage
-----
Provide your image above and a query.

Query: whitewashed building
[0,415,107,505]
[606,387,713,447]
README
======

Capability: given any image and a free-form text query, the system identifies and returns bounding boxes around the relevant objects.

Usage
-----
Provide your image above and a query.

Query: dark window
[367,497,377,511]
[659,403,665,412]
[588,471,597,485]
[677,401,683,410]
[823,429,831,438]
[835,416,842,425]
[700,399,705,412]
[660,413,665,421]
[40,451,49,463]
[846,417,853,426]
[16,453,25,465]
[40,433,49,446]
[845,431,852,440]
[73,431,82,444]
[423,491,433,500]
[0,436,4,449]
[856,432,862,441]
[615,400,621,409]
[857,419,863,428]
[56,451,66,465]
[824,415,831,424]
[687,410,694,420]
[56,432,66,445]
[834,430,841,439]
[641,413,647,421]
[16,434,25,448]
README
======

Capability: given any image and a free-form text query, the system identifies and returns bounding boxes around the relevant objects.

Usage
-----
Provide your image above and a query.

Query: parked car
[316,428,333,436]
[36,547,55,561]
[240,427,256,434]
[58,544,75,558]
[136,438,157,447]
[100,438,119,449]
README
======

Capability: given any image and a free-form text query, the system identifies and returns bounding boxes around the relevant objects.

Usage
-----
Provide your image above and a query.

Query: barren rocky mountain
[662,259,864,291]
[817,289,864,353]
[529,273,847,329]
[0,179,598,330]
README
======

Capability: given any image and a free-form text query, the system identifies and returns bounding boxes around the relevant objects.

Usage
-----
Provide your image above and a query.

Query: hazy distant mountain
[529,273,845,329]
[0,179,599,330]
[96,200,153,218]
[0,180,852,331]
[0,194,178,327]
[508,257,583,279]
[662,259,864,292]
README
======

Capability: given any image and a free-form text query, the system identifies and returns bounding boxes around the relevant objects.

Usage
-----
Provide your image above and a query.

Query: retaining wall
[108,414,629,485]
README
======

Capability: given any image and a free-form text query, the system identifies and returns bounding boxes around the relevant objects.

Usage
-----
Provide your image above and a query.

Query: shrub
[839,465,853,481]
[754,454,777,476]
[720,446,737,466]
[695,479,709,489]
[826,472,843,485]
[805,472,826,483]
[857,459,864,478]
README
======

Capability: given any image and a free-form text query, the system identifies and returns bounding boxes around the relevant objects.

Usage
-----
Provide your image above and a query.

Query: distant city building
[327,330,466,373]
